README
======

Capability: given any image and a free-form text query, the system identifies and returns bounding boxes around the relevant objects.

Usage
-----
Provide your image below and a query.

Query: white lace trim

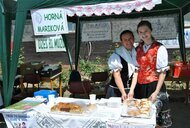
[64,0,162,17]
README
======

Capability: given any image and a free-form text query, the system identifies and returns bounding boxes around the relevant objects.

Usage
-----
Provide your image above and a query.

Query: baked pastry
[51,102,83,113]
[127,109,141,116]
[87,104,97,111]
[126,99,136,107]
[125,98,151,117]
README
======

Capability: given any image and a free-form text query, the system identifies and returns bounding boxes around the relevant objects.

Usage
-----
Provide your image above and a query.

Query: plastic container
[173,62,183,78]
[34,90,58,100]
[107,97,121,108]
[173,62,190,78]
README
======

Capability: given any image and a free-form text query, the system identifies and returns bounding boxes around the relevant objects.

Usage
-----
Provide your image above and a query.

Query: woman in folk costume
[128,20,172,127]
[106,30,138,101]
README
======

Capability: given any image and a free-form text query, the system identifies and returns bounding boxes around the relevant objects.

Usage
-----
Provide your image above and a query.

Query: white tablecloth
[1,97,156,128]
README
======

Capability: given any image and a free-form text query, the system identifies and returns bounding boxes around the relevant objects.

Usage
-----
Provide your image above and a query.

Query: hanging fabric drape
[64,0,161,17]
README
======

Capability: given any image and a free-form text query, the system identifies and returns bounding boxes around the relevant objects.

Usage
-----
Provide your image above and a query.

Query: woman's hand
[148,92,158,102]
[128,90,134,99]
[121,92,128,101]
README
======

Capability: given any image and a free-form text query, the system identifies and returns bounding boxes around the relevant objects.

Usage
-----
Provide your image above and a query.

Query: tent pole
[182,1,190,15]
[164,0,179,8]
[62,34,73,70]
[0,1,4,13]
[0,0,9,107]
[178,9,186,63]
[75,17,81,70]
[7,12,27,106]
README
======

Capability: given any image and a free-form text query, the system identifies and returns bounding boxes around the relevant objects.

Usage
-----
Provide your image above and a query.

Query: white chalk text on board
[31,8,68,35]
[81,21,111,42]
[143,17,177,40]
[112,16,177,42]
[35,35,66,52]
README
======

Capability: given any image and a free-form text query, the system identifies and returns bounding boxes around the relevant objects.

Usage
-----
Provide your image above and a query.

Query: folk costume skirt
[106,85,129,98]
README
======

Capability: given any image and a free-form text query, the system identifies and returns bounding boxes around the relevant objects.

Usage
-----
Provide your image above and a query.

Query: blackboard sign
[144,17,177,40]
[112,18,141,42]
[81,21,111,42]
[112,15,177,42]
[81,15,178,43]
[159,28,190,48]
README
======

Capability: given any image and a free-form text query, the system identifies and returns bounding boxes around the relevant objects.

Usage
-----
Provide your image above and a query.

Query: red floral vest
[136,41,161,84]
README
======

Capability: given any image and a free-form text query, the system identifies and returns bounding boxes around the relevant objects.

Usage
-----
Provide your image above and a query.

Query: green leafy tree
[79,56,108,79]
[18,47,25,66]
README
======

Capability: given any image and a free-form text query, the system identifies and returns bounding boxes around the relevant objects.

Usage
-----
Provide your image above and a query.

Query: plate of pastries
[50,101,97,115]
[51,102,84,114]
[121,98,152,118]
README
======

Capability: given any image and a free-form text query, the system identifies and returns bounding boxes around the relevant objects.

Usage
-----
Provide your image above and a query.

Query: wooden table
[19,72,63,97]
[165,76,190,104]
[40,72,63,97]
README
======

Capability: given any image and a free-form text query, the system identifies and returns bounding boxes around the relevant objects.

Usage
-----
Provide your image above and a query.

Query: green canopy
[1,0,190,106]
[2,0,134,106]
[0,0,12,107]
